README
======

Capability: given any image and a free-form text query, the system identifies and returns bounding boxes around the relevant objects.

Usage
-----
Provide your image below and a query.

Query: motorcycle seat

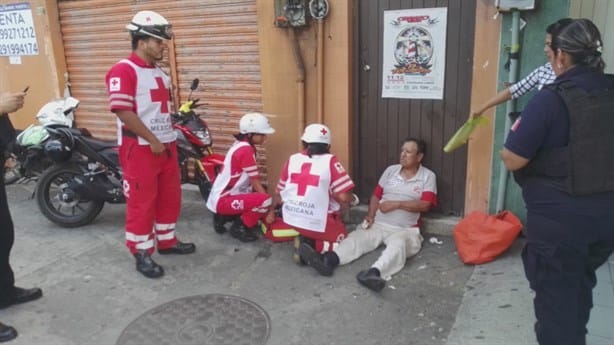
[81,136,117,152]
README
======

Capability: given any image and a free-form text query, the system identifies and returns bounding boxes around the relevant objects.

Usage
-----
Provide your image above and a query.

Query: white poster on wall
[0,2,39,56]
[382,7,447,99]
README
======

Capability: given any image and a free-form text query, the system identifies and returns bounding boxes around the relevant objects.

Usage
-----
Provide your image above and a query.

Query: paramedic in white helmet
[105,10,195,279]
[273,124,355,258]
[206,112,275,242]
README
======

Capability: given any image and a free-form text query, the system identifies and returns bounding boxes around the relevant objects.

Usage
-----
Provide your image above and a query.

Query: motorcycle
[35,79,224,228]
[3,97,79,185]
[173,78,224,200]
[35,125,123,227]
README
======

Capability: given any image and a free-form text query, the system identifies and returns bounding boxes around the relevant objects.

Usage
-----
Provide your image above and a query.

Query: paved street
[2,183,472,345]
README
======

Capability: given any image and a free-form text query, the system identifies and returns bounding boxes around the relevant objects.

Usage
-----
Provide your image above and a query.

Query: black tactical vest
[519,75,614,195]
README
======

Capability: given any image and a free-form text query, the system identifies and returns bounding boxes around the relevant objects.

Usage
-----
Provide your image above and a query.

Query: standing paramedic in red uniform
[274,124,355,254]
[106,10,195,279]
[206,113,275,242]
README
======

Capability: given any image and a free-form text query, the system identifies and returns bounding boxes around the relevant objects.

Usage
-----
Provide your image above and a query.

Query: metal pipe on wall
[495,10,520,212]
[316,19,324,123]
[289,27,306,151]
[167,37,180,113]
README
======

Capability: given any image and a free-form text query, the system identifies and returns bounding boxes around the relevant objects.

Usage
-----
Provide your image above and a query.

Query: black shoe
[158,241,196,255]
[356,268,386,292]
[229,219,259,242]
[134,251,164,278]
[213,214,238,234]
[292,236,307,265]
[0,323,17,343]
[213,214,227,234]
[298,243,334,277]
[0,286,43,310]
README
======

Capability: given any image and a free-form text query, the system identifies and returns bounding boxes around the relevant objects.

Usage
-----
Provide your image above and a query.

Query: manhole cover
[116,294,271,345]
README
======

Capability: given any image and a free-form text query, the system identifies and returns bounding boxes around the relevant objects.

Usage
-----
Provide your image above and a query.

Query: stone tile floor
[588,253,614,345]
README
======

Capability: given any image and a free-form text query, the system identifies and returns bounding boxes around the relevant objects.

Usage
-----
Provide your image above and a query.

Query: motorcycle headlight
[195,129,211,146]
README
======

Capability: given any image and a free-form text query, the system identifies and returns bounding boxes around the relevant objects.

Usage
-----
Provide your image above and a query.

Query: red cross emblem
[320,128,327,135]
[145,16,152,22]
[150,77,170,114]
[290,163,320,196]
[111,79,119,87]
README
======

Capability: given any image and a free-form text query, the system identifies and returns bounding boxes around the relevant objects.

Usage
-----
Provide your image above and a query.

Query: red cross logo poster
[382,7,447,100]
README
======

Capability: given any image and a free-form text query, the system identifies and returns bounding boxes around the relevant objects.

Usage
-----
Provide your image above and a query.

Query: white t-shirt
[374,164,437,228]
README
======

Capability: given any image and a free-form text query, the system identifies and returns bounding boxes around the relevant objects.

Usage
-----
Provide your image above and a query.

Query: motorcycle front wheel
[198,176,212,200]
[36,164,105,228]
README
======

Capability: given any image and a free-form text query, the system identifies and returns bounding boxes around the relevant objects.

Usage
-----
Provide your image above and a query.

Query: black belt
[122,128,137,138]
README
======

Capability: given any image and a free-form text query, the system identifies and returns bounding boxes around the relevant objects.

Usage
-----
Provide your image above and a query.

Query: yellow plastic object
[443,116,489,153]
[178,100,194,113]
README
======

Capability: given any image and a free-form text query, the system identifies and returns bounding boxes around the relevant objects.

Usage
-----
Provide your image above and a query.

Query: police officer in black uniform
[500,19,614,345]
[1,91,43,343]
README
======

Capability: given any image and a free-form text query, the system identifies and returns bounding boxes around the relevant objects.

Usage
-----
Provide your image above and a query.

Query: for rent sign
[0,2,38,56]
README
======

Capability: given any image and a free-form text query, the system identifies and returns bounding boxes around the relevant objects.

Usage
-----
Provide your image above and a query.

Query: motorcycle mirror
[187,78,199,101]
[190,79,199,91]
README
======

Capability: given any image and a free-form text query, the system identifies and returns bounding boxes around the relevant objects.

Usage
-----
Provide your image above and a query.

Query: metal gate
[58,0,262,155]
[353,0,476,215]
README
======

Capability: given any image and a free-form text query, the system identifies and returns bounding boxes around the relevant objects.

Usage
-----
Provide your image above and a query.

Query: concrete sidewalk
[446,231,614,345]
[2,183,613,345]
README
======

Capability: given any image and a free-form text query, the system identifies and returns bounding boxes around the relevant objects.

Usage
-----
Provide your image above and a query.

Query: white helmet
[239,113,275,134]
[301,123,331,144]
[126,10,173,40]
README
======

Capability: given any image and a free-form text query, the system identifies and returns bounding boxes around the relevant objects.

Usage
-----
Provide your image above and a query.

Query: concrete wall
[256,0,351,188]
[569,0,614,74]
[465,0,502,214]
[0,0,66,129]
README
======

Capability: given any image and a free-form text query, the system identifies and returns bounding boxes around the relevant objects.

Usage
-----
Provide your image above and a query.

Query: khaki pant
[335,222,423,279]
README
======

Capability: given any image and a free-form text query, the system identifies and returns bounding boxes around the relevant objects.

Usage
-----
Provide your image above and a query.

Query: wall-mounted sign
[382,7,447,100]
[0,2,39,56]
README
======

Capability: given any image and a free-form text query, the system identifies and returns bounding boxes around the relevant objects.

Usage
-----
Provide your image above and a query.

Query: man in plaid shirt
[471,18,571,118]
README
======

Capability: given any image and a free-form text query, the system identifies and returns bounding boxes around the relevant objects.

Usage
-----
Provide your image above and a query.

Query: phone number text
[0,42,38,56]
[0,26,35,40]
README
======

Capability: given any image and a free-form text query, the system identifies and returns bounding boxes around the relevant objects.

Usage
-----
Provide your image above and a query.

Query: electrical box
[274,0,308,27]
[495,0,536,11]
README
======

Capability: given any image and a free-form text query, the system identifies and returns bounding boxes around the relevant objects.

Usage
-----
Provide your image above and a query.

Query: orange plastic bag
[453,211,523,264]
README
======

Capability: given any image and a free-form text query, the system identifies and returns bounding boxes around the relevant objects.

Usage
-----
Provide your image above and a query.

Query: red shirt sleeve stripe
[372,184,383,199]
[421,191,438,207]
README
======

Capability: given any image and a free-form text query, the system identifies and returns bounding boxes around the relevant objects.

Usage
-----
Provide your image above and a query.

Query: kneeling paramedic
[272,124,355,258]
[206,113,275,242]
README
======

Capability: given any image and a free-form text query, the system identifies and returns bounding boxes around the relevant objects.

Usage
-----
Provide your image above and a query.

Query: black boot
[229,219,259,242]
[213,214,237,234]
[298,243,335,276]
[0,323,17,343]
[134,250,164,278]
[292,236,307,265]
[158,241,196,255]
[356,268,385,292]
